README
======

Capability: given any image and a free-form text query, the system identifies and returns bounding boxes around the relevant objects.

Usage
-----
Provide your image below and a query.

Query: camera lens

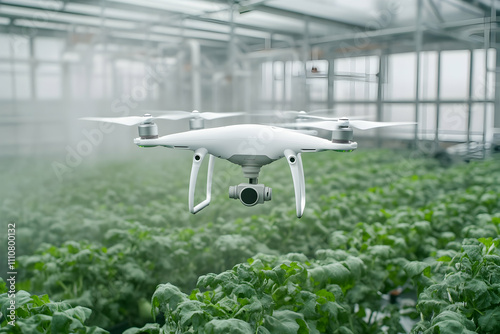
[240,187,258,206]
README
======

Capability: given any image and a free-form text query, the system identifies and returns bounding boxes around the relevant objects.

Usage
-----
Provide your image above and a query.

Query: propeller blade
[147,110,244,121]
[142,110,190,116]
[299,115,340,121]
[276,121,340,132]
[251,110,306,117]
[199,111,245,120]
[142,110,192,121]
[253,110,368,122]
[79,116,151,126]
[349,120,416,130]
[155,114,194,120]
[277,119,416,131]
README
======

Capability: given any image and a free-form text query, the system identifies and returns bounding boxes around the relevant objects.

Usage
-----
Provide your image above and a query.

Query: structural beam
[256,4,369,31]
[51,0,302,38]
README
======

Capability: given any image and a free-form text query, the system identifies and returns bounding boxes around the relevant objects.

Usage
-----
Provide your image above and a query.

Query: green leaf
[232,283,256,299]
[216,296,238,314]
[431,310,476,331]
[0,278,6,294]
[366,245,393,259]
[309,263,351,286]
[234,296,265,322]
[343,257,364,278]
[263,310,308,334]
[151,283,188,315]
[412,221,431,235]
[336,326,355,334]
[478,308,500,332]
[204,319,253,334]
[404,261,431,278]
[464,279,491,309]
[51,312,74,333]
[122,323,161,334]
[462,244,483,263]
[176,300,210,329]
[61,305,92,323]
[197,273,217,289]
[315,289,335,304]
[417,293,448,316]
[14,291,33,308]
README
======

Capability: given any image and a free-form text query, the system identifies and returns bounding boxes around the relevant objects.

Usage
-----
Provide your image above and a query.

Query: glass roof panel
[233,11,305,32]
[110,0,227,16]
[0,5,136,29]
[65,3,159,21]
[266,0,377,27]
[1,0,64,10]
[182,19,231,34]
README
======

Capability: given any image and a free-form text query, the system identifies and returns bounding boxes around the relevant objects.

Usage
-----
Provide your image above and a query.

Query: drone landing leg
[188,148,215,214]
[284,149,306,218]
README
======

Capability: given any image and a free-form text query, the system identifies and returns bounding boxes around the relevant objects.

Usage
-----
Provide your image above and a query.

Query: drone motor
[138,122,158,139]
[138,114,159,139]
[189,117,205,130]
[331,117,353,143]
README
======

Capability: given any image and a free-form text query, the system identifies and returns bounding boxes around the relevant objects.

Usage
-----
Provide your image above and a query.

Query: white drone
[80,111,414,217]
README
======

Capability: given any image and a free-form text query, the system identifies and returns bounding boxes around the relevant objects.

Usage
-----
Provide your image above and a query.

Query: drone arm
[188,148,215,214]
[284,149,306,218]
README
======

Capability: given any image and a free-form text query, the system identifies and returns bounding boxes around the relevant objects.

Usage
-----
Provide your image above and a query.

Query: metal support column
[8,31,18,116]
[29,36,36,100]
[302,16,310,110]
[282,61,287,110]
[327,58,334,112]
[376,53,385,147]
[493,1,500,129]
[467,50,474,145]
[229,2,238,111]
[271,60,276,109]
[483,14,491,155]
[414,0,424,145]
[435,51,442,144]
[494,50,500,128]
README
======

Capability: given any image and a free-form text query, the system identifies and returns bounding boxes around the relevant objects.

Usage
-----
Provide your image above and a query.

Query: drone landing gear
[188,148,215,214]
[284,149,306,218]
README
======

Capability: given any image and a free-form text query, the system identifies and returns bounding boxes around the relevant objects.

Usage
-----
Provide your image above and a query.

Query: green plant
[0,284,108,334]
[410,238,500,333]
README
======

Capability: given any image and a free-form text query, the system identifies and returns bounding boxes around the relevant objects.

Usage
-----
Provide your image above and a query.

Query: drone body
[134,124,357,217]
[134,124,355,160]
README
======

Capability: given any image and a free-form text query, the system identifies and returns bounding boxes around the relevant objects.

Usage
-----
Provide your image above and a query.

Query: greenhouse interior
[1,0,500,333]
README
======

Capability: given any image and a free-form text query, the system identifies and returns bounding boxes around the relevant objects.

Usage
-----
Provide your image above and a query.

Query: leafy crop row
[1,149,499,332]
[126,237,500,334]
[0,278,106,333]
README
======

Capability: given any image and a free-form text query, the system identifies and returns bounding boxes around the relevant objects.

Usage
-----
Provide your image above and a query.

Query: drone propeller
[79,115,153,126]
[252,110,309,118]
[145,110,244,121]
[252,109,370,123]
[278,119,415,131]
[297,114,371,122]
[277,118,415,143]
[80,110,245,131]
[80,110,244,124]
[348,120,415,130]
